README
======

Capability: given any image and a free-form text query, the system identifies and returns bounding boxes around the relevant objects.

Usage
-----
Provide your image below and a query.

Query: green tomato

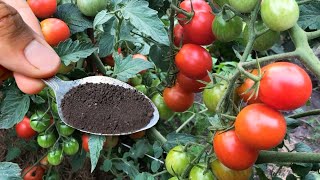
[151,78,161,87]
[51,101,58,115]
[229,0,258,13]
[47,148,63,166]
[211,159,252,180]
[203,82,227,113]
[135,85,148,95]
[151,93,174,120]
[57,122,75,136]
[212,12,243,42]
[30,111,51,132]
[243,21,280,51]
[189,163,215,180]
[130,74,143,86]
[63,137,79,155]
[165,145,193,176]
[76,0,107,17]
[37,132,57,148]
[261,0,299,31]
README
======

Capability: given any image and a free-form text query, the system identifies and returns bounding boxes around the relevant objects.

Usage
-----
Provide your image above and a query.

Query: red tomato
[176,73,210,93]
[183,11,216,45]
[175,44,212,79]
[235,103,286,150]
[22,165,45,180]
[259,62,312,110]
[173,24,189,47]
[236,69,262,104]
[15,116,37,140]
[133,54,148,74]
[178,0,212,25]
[81,134,89,152]
[40,18,70,46]
[27,0,57,19]
[213,130,259,170]
[103,48,122,67]
[163,84,194,112]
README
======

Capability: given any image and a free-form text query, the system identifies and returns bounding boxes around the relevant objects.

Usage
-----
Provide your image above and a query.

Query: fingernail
[24,40,60,72]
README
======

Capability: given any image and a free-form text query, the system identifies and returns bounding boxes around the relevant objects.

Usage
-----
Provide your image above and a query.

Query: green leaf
[5,147,21,161]
[66,68,88,80]
[0,85,30,129]
[149,44,170,72]
[255,165,269,180]
[113,55,154,82]
[70,150,87,172]
[54,39,98,66]
[113,159,139,178]
[129,139,151,160]
[89,135,106,172]
[100,159,112,172]
[0,162,22,180]
[151,160,161,173]
[120,20,137,42]
[30,95,45,104]
[153,141,163,159]
[98,33,115,57]
[163,133,197,151]
[93,10,115,28]
[291,163,313,177]
[298,2,320,30]
[134,172,155,180]
[122,0,169,45]
[295,142,313,152]
[55,3,93,34]
[286,117,302,129]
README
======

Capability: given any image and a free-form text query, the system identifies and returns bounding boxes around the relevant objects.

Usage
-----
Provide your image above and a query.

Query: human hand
[0,0,60,94]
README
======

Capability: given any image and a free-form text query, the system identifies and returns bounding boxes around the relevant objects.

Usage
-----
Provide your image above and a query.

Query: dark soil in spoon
[60,83,154,134]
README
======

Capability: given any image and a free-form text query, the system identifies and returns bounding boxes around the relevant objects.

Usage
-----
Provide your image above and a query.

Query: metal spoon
[42,76,159,136]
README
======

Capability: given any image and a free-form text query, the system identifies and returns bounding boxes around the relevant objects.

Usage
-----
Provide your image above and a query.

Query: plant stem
[149,127,167,144]
[289,24,320,79]
[90,53,106,75]
[288,109,320,119]
[176,112,195,133]
[256,151,320,164]
[306,29,320,40]
[237,62,261,82]
[221,4,246,20]
[220,114,236,121]
[170,4,193,18]
[153,170,168,177]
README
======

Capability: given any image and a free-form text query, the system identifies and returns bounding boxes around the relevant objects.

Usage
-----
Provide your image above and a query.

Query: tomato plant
[47,148,63,166]
[189,163,215,180]
[163,84,194,112]
[165,145,193,176]
[212,13,243,42]
[77,0,107,17]
[40,18,70,46]
[211,159,253,180]
[261,0,299,31]
[213,130,259,170]
[151,93,174,120]
[259,62,312,110]
[22,165,45,180]
[30,111,51,132]
[175,44,212,79]
[16,116,37,140]
[203,82,227,112]
[62,137,79,155]
[177,73,210,93]
[27,0,57,18]
[37,132,57,148]
[229,0,258,13]
[236,69,261,104]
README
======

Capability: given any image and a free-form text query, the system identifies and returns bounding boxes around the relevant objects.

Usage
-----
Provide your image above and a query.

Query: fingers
[0,1,60,79]
[14,72,45,94]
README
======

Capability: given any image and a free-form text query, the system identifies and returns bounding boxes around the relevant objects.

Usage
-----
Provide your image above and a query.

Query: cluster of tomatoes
[214,62,312,171]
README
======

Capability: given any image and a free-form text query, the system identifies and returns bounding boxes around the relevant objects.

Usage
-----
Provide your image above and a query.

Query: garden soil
[61,83,154,134]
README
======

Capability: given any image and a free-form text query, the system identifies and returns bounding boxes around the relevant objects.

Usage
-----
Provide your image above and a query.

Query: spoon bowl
[42,76,159,136]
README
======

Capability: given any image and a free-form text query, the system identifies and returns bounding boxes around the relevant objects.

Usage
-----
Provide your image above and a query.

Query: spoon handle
[42,76,63,92]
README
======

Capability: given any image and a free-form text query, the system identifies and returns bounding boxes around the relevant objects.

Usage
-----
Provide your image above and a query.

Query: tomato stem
[237,62,261,82]
[221,4,247,20]
[306,29,320,40]
[170,4,193,19]
[175,112,195,133]
[288,109,320,119]
[89,53,107,75]
[257,151,320,164]
[149,127,167,145]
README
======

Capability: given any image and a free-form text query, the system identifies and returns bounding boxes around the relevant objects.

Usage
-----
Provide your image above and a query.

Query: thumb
[0,1,60,79]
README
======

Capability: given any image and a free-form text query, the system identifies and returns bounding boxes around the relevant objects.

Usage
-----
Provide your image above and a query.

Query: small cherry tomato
[236,69,262,104]
[133,54,148,74]
[163,84,194,112]
[57,121,75,136]
[203,81,227,112]
[82,134,89,152]
[16,116,37,140]
[22,165,45,180]
[39,156,49,170]
[211,159,253,180]
[37,132,57,148]
[77,0,107,17]
[165,145,193,176]
[47,148,63,166]
[189,163,215,180]
[213,130,259,170]
[151,93,174,120]
[27,0,57,18]
[30,111,51,132]
[40,18,70,46]
[177,73,211,93]
[63,137,80,155]
[229,0,258,13]
[178,0,212,25]
[212,13,243,42]
[173,24,189,47]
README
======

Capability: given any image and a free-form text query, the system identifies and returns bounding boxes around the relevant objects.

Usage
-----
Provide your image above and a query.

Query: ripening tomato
[22,165,45,180]
[133,54,148,74]
[177,0,212,25]
[212,13,243,42]
[163,84,194,112]
[261,0,299,31]
[173,24,189,47]
[82,134,89,152]
[235,104,287,150]
[213,130,259,170]
[211,159,253,180]
[236,69,262,104]
[175,44,212,79]
[40,18,70,46]
[165,145,194,176]
[77,0,107,17]
[27,0,57,18]
[203,81,227,112]
[177,73,211,93]
[183,11,216,45]
[259,62,312,110]
[16,116,37,140]
[103,48,122,67]
[229,0,258,13]
[189,163,215,180]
